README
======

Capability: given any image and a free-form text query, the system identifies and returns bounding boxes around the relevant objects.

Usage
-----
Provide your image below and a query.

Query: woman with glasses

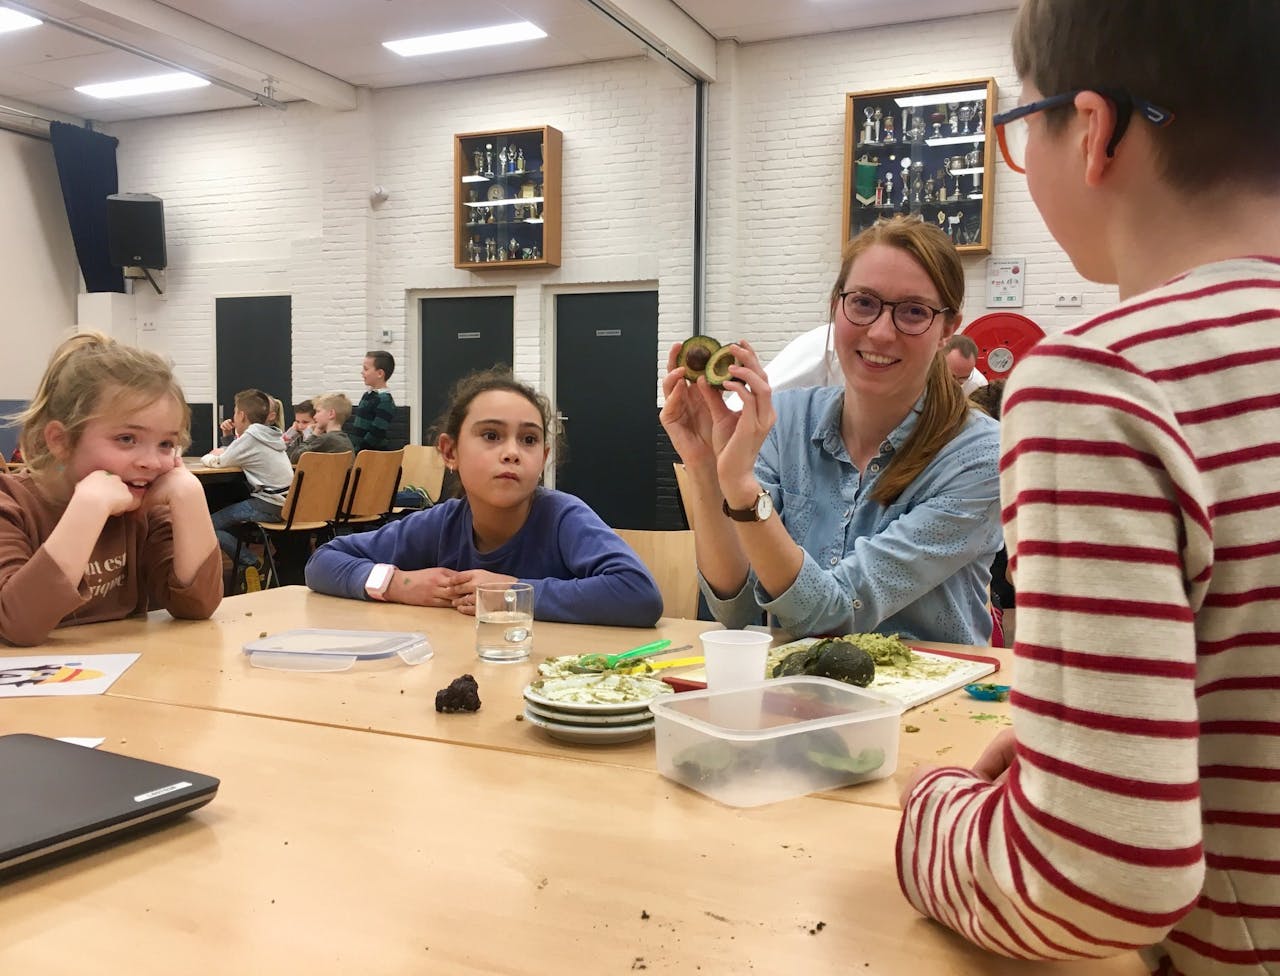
[660,215,1001,643]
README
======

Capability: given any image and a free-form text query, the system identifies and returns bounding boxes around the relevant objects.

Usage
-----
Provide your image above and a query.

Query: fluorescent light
[894,88,988,108]
[75,72,210,99]
[0,9,41,32]
[383,21,546,57]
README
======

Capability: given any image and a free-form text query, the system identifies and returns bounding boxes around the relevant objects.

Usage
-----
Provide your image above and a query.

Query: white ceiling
[0,0,1016,125]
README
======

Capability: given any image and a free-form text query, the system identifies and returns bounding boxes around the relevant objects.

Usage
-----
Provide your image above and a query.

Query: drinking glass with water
[475,582,534,662]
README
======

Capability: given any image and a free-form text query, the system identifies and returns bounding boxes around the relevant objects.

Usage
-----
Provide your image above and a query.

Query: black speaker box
[106,193,167,269]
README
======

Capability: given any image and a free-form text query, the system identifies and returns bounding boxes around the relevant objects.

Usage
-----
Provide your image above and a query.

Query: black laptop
[0,733,219,876]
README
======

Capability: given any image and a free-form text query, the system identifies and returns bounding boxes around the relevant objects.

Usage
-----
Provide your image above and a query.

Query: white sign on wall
[985,257,1025,307]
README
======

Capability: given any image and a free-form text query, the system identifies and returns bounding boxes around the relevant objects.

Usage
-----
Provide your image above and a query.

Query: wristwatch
[364,563,396,601]
[722,490,774,523]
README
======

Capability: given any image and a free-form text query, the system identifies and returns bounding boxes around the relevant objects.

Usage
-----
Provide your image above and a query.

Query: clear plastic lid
[242,629,433,672]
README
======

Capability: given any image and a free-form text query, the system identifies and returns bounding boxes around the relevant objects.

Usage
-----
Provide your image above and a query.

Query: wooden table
[182,456,242,477]
[20,587,1015,810]
[0,694,1143,975]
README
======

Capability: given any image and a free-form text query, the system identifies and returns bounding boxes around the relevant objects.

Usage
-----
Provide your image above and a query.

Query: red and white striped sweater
[897,257,1280,975]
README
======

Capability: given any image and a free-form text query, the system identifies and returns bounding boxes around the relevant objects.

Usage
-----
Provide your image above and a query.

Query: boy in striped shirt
[895,3,1280,973]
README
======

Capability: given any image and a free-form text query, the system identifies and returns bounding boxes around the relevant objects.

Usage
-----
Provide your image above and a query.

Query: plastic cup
[700,629,772,691]
[475,582,534,662]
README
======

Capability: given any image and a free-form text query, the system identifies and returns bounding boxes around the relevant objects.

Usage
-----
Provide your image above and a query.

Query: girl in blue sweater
[305,370,662,627]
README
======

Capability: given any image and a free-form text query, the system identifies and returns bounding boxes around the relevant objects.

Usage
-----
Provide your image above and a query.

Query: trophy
[972,102,984,134]
[472,148,484,176]
[883,116,896,143]
[924,177,935,203]
[936,168,947,202]
[931,121,943,140]
[862,107,875,143]
[936,210,947,232]
[958,105,972,136]
[484,144,494,177]
[900,158,911,206]
[509,236,519,256]
[947,102,959,135]
[874,178,884,207]
[966,149,982,194]
[873,107,882,142]
[497,147,508,174]
[484,238,496,262]
[883,171,894,206]
[516,148,525,172]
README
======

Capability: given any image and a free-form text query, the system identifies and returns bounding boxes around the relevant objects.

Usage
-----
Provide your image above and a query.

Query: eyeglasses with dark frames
[838,291,950,336]
[992,88,1174,174]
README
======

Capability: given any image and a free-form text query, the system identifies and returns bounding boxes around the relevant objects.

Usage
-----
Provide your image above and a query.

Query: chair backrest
[280,451,353,525]
[672,462,695,531]
[614,528,698,619]
[400,444,446,504]
[342,448,405,520]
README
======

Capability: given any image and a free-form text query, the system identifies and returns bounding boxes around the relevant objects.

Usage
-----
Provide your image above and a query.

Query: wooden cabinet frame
[454,125,562,270]
[842,78,997,255]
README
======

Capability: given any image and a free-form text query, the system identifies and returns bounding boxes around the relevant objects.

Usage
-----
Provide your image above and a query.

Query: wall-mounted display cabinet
[454,125,562,270]
[842,79,996,255]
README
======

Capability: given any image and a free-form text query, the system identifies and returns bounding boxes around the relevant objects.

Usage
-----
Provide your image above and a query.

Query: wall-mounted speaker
[106,192,167,269]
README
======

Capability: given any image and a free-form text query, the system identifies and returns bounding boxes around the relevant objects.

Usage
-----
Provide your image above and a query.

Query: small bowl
[963,682,1010,702]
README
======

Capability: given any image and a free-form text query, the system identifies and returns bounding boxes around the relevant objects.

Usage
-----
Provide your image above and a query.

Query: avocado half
[704,344,738,386]
[677,335,721,382]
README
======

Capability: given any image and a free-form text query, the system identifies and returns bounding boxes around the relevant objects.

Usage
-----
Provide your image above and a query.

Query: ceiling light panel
[75,71,210,99]
[383,20,546,57]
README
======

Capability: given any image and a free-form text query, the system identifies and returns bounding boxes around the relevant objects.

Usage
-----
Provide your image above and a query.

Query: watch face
[756,492,773,519]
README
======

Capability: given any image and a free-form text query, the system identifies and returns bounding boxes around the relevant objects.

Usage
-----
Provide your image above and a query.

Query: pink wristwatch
[364,563,395,601]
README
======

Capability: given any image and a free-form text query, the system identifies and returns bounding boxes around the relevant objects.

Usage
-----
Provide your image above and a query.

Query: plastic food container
[242,629,433,672]
[650,676,903,807]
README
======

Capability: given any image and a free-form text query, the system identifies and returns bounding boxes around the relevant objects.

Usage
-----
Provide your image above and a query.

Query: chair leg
[259,526,280,590]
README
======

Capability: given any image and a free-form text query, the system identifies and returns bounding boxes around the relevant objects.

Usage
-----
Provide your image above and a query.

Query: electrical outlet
[380,328,392,344]
[1054,293,1082,307]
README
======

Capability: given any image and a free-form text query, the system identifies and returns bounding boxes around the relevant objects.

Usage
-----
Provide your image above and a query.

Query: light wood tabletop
[6,587,1015,810]
[0,695,1145,976]
[182,456,242,476]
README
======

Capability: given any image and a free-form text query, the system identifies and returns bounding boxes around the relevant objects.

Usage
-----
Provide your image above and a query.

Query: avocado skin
[705,345,738,386]
[810,640,876,688]
[677,335,721,381]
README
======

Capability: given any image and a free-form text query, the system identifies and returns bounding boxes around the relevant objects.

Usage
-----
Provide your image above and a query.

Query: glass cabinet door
[455,125,561,269]
[842,79,996,254]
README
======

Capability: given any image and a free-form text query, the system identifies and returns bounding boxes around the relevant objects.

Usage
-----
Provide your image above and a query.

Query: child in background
[282,399,314,447]
[306,369,663,627]
[350,350,396,453]
[0,332,221,646]
[202,389,293,582]
[286,393,353,462]
[896,2,1280,972]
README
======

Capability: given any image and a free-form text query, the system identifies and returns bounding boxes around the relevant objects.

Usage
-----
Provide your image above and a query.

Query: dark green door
[554,291,658,530]
[215,296,292,436]
[419,296,514,441]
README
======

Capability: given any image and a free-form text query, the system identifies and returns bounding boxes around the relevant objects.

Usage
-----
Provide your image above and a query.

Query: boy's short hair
[313,392,353,426]
[292,399,315,418]
[365,350,395,381]
[945,335,979,359]
[234,389,270,426]
[1012,0,1280,193]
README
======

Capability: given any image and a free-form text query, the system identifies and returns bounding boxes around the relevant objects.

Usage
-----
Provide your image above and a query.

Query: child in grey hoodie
[202,389,292,570]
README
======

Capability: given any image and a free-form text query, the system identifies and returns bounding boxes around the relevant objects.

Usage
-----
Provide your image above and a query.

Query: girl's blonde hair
[829,217,971,506]
[16,331,192,475]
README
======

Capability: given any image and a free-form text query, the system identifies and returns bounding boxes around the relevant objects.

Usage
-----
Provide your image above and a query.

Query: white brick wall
[105,9,1103,415]
[704,10,1113,366]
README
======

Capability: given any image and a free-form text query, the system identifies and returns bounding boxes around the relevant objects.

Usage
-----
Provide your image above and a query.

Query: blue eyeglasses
[992,88,1174,173]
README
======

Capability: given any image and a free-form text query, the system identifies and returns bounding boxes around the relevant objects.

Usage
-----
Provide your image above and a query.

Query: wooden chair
[615,528,699,619]
[338,448,404,531]
[232,450,352,589]
[672,462,696,531]
[397,444,446,508]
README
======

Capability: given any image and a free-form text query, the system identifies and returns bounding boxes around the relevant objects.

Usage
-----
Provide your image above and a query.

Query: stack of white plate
[521,684,659,745]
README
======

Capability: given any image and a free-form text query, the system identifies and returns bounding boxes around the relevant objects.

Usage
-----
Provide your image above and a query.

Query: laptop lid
[0,733,219,875]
